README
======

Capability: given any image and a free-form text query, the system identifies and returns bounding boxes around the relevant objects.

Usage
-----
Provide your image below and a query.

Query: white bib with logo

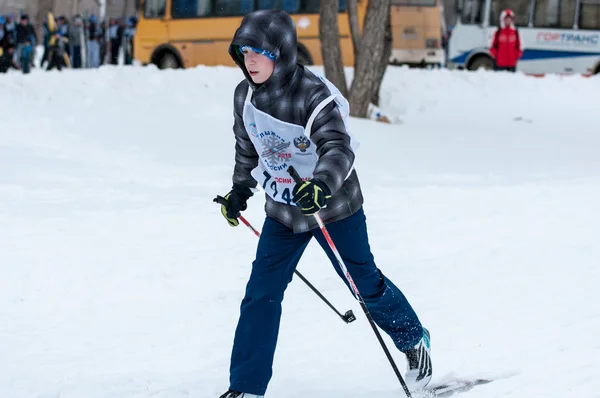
[242,76,359,206]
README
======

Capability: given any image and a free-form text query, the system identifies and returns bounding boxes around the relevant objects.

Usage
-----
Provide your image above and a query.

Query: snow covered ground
[1,65,599,398]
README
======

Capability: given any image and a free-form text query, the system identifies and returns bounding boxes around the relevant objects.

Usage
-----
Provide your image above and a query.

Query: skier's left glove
[292,178,331,216]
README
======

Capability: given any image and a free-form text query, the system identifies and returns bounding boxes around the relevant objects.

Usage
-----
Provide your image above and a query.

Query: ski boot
[401,327,432,390]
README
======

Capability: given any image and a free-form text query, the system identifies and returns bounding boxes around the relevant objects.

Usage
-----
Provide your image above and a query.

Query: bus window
[258,0,301,13]
[490,0,531,26]
[144,0,167,18]
[391,0,437,6]
[533,0,577,28]
[172,0,212,18]
[215,0,255,16]
[301,0,320,13]
[579,0,600,29]
[461,0,485,23]
[300,0,347,13]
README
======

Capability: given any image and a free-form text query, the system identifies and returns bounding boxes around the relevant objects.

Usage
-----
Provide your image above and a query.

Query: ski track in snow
[1,65,599,398]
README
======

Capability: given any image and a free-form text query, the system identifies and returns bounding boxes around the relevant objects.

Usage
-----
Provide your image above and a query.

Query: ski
[419,378,493,397]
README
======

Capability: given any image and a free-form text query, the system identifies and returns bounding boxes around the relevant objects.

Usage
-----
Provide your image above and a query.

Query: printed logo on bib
[248,122,259,138]
[258,130,291,171]
[293,136,311,155]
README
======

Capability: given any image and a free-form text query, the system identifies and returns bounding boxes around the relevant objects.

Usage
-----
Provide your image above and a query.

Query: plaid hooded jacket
[228,9,364,233]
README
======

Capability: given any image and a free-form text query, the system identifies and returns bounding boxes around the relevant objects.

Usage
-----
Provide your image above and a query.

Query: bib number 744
[262,170,292,205]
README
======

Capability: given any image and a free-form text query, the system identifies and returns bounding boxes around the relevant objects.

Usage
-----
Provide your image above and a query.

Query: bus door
[450,0,490,66]
[168,0,216,67]
[137,0,170,64]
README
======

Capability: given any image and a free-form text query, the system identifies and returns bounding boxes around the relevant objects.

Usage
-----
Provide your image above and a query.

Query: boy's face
[243,48,274,84]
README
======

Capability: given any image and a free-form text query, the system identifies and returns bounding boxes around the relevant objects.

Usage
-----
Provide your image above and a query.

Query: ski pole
[213,195,356,324]
[287,167,412,398]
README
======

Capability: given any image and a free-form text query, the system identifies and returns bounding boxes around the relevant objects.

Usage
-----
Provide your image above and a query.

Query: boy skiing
[217,10,431,398]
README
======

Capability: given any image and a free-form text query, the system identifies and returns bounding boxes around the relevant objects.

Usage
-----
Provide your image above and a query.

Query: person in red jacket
[489,9,524,72]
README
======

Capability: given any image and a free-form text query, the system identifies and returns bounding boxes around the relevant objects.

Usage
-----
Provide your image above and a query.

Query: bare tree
[319,0,347,97]
[370,11,392,106]
[347,0,391,117]
[321,0,392,118]
[346,0,361,66]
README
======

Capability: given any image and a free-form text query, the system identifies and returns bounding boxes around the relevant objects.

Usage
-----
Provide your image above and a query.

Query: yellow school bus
[134,0,444,69]
[389,0,445,67]
[134,0,365,69]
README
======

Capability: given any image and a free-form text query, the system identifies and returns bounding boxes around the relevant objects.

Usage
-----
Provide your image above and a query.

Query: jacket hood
[229,9,299,94]
[500,9,515,28]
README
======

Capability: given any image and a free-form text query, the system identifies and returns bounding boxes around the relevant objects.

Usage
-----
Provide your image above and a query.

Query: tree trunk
[348,0,391,118]
[319,0,347,97]
[346,0,361,68]
[371,11,392,106]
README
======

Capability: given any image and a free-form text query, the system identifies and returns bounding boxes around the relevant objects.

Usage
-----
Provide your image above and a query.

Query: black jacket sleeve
[231,81,259,195]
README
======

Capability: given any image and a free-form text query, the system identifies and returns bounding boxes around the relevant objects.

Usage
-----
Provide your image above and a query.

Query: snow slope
[1,65,599,398]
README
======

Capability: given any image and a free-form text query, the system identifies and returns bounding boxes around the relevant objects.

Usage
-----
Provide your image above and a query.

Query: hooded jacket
[489,9,523,68]
[228,9,363,233]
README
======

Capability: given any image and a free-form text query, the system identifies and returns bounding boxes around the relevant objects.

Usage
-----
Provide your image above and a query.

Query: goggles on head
[240,45,277,61]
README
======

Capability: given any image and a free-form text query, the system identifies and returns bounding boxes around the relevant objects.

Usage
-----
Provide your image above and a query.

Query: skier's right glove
[218,185,253,227]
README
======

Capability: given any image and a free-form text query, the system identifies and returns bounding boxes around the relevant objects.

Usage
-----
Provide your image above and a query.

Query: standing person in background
[100,19,108,65]
[45,13,68,72]
[123,17,136,65]
[68,15,84,69]
[15,15,29,69]
[108,18,121,65]
[21,37,33,73]
[15,15,36,73]
[489,9,523,72]
[46,31,68,71]
[0,42,21,73]
[41,17,51,68]
[58,16,69,37]
[5,15,16,44]
[87,15,101,68]
[0,17,8,53]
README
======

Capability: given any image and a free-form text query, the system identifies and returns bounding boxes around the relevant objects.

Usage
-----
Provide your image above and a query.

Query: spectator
[5,14,16,44]
[21,38,33,73]
[123,17,136,65]
[489,9,523,72]
[47,32,68,71]
[87,14,101,68]
[58,16,69,37]
[68,15,84,69]
[108,18,123,65]
[0,42,21,73]
[0,16,8,52]
[15,15,36,72]
[41,16,51,68]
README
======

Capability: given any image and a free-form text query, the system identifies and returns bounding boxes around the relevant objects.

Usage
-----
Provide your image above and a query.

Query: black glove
[217,185,252,227]
[292,178,331,216]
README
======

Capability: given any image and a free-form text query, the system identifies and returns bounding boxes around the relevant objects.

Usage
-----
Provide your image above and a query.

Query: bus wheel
[468,55,494,71]
[297,46,313,66]
[158,52,180,69]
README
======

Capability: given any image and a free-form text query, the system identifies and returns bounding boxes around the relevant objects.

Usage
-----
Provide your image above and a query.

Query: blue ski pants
[229,208,423,395]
